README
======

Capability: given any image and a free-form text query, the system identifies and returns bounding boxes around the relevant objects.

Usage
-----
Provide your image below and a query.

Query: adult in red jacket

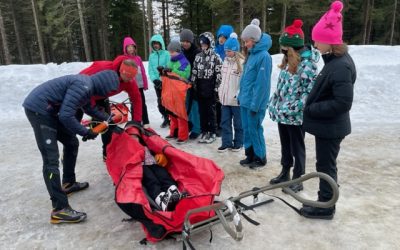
[80,57,143,160]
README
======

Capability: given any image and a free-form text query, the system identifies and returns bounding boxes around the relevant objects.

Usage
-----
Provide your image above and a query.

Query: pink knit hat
[312,1,344,45]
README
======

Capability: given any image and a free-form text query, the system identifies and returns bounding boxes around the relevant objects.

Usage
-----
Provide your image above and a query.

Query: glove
[82,129,98,141]
[250,110,257,117]
[157,66,164,75]
[155,153,168,167]
[153,80,162,90]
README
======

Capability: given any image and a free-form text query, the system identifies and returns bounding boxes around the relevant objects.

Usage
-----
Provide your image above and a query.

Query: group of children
[24,1,355,223]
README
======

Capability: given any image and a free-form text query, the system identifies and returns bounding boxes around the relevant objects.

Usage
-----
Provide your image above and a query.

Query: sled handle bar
[182,172,339,247]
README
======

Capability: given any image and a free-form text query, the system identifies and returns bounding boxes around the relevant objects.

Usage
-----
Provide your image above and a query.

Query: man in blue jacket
[23,70,119,224]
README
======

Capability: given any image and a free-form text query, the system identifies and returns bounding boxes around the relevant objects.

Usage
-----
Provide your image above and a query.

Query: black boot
[282,183,304,193]
[269,166,290,184]
[300,205,335,220]
[160,117,169,128]
[249,156,267,169]
[239,146,254,166]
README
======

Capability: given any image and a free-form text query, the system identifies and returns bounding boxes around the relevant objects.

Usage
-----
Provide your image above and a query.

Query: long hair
[278,47,301,74]
[331,43,348,56]
[233,52,245,73]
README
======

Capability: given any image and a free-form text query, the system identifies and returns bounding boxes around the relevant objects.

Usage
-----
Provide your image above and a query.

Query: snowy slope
[0,46,399,249]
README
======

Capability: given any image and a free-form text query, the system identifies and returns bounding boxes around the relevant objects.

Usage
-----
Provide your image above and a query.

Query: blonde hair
[278,47,301,74]
[233,52,245,73]
[331,43,348,57]
[122,59,137,68]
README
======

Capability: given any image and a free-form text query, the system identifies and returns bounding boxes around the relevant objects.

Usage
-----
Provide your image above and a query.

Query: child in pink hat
[301,1,357,220]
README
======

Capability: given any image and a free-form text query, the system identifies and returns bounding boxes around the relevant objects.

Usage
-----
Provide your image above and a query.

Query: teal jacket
[269,47,319,125]
[148,34,170,82]
[238,33,272,112]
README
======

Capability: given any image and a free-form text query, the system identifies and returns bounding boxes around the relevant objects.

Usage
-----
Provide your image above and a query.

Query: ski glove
[82,129,98,141]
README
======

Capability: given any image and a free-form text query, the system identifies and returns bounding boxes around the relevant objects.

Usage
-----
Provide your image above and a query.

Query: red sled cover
[106,128,224,242]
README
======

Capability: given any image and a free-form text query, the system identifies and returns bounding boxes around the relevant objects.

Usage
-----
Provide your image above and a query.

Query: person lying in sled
[125,125,181,211]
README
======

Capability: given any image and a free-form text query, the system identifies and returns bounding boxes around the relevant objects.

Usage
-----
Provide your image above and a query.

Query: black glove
[250,110,257,117]
[82,129,98,141]
[153,80,162,90]
[157,66,164,75]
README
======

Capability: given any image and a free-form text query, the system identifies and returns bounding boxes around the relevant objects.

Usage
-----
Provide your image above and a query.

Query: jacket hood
[216,25,234,39]
[123,37,136,54]
[250,33,272,54]
[199,32,216,49]
[149,34,166,51]
[301,45,320,63]
[90,70,120,97]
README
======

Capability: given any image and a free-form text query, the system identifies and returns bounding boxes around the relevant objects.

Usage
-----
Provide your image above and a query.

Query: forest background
[0,0,398,65]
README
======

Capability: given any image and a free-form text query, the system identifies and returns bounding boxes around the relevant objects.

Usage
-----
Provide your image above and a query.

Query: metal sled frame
[181,172,339,249]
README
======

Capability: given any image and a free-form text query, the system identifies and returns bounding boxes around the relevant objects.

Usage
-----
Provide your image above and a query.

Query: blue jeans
[241,107,266,159]
[221,105,243,148]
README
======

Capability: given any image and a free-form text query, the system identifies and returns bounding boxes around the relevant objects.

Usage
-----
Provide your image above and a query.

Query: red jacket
[80,56,142,122]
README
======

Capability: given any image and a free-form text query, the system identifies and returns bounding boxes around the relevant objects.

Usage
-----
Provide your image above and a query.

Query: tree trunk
[31,0,46,64]
[262,0,267,32]
[161,0,167,43]
[10,0,26,64]
[77,0,92,61]
[166,0,170,44]
[0,5,11,64]
[141,0,148,59]
[240,0,244,32]
[281,2,287,32]
[366,0,374,44]
[99,0,109,60]
[147,0,153,45]
[390,0,398,45]
[362,0,370,45]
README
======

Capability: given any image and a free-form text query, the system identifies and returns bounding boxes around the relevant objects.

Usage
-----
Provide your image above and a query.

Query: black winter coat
[23,70,119,136]
[303,52,357,139]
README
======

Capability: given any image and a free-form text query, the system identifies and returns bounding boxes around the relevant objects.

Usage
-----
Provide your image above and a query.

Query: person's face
[126,45,135,55]
[243,39,255,49]
[218,36,227,45]
[169,50,178,57]
[181,41,191,50]
[120,72,134,82]
[314,41,331,54]
[201,43,209,51]
[225,50,235,58]
[152,42,161,51]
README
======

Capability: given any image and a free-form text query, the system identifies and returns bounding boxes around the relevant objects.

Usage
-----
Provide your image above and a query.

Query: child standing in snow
[164,40,191,144]
[123,36,150,128]
[191,32,223,144]
[268,19,318,192]
[218,32,244,152]
[148,34,171,128]
[238,19,272,169]
[300,1,356,219]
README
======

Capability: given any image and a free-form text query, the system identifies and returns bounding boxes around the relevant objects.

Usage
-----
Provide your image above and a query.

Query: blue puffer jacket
[215,25,233,61]
[23,70,120,136]
[238,33,272,112]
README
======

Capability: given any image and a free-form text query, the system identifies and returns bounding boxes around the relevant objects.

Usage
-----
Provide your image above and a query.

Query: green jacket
[269,47,319,125]
[148,34,170,82]
[167,53,191,80]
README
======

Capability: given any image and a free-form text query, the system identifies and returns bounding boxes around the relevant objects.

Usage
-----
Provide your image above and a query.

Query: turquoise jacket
[238,33,272,112]
[148,34,170,82]
[269,47,319,125]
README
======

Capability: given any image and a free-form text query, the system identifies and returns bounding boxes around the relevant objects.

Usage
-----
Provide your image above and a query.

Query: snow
[1,46,399,249]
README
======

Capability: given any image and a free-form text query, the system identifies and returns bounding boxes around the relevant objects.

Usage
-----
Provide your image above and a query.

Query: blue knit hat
[224,33,240,52]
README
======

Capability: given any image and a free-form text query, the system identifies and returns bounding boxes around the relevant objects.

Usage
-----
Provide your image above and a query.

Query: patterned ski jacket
[191,32,223,97]
[218,56,244,106]
[148,34,170,82]
[269,47,319,125]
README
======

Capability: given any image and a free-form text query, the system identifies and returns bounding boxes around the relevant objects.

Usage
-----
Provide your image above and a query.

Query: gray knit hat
[167,40,182,53]
[241,19,262,42]
[180,29,194,43]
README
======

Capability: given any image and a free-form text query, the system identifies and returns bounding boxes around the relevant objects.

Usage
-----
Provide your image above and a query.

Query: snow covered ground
[0,46,399,249]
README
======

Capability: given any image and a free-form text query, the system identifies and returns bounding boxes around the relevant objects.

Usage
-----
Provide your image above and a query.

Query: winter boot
[269,166,291,184]
[160,117,170,128]
[239,146,254,166]
[167,185,181,210]
[249,156,267,169]
[300,205,335,220]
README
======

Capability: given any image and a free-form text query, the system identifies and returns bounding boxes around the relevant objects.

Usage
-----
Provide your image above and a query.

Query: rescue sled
[105,121,224,242]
